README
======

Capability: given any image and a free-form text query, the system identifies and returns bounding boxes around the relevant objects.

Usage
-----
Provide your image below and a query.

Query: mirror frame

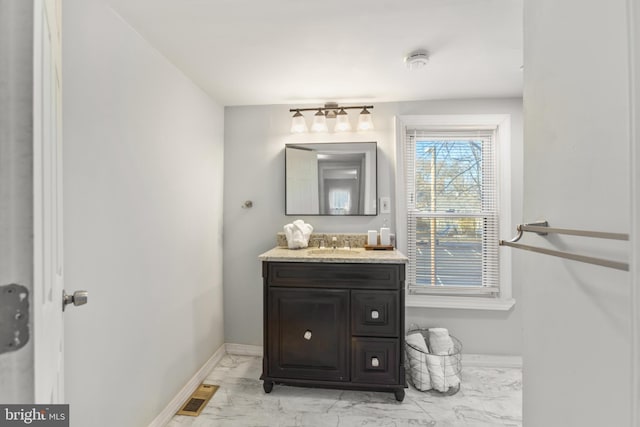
[285,142,378,216]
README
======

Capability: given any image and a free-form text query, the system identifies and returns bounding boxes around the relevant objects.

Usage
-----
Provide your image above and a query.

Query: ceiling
[106,0,523,106]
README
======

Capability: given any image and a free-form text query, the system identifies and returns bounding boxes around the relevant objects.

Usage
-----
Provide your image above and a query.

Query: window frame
[395,115,515,311]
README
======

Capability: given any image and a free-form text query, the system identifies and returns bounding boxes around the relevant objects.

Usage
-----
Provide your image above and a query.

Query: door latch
[63,290,88,311]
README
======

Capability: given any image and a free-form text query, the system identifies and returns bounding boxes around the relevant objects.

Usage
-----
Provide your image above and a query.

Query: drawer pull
[371,310,379,319]
[303,330,312,340]
[371,357,379,367]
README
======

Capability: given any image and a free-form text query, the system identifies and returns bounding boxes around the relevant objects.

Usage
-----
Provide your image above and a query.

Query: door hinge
[0,284,29,354]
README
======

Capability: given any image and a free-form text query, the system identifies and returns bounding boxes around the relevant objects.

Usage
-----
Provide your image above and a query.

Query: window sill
[406,295,516,311]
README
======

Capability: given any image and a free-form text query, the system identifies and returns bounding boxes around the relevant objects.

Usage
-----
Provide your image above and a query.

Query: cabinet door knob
[371,310,379,319]
[371,357,380,367]
[303,330,312,340]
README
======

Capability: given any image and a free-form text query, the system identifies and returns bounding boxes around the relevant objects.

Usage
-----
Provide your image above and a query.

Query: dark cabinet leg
[263,380,274,393]
[394,388,405,402]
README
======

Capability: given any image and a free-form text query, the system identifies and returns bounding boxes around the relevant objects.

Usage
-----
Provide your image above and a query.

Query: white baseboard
[148,344,226,427]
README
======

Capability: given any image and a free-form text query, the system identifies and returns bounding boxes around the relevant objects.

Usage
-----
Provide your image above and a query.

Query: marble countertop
[258,246,408,264]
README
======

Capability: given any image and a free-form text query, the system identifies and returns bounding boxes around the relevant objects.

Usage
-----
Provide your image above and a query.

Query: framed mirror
[285,142,377,216]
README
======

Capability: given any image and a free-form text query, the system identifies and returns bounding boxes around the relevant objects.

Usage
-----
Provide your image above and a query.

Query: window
[328,188,351,214]
[395,115,515,310]
[407,132,499,293]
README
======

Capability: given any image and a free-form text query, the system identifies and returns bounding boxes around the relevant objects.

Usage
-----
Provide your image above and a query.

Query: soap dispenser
[380,219,391,246]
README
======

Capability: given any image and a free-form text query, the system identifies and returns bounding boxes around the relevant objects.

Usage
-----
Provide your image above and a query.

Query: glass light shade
[334,109,352,132]
[311,110,328,132]
[290,111,308,133]
[357,108,374,131]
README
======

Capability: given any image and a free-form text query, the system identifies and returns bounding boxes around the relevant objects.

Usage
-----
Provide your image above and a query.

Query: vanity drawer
[351,337,399,385]
[266,262,403,290]
[351,290,399,337]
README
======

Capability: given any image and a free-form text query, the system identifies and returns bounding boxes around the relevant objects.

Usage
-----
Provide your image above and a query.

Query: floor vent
[176,383,219,416]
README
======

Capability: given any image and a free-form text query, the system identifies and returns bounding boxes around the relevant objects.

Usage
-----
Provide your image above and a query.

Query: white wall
[0,0,34,403]
[523,0,632,425]
[62,1,225,426]
[223,98,523,355]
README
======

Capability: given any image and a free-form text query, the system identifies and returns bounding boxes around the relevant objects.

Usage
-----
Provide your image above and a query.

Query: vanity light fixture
[290,110,308,133]
[357,107,373,131]
[310,109,328,133]
[289,103,374,133]
[334,108,352,132]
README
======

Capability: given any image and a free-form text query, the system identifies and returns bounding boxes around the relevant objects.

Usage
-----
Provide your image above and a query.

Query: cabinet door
[268,288,349,381]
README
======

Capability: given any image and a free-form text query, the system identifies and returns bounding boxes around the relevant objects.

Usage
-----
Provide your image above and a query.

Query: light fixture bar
[289,103,374,133]
[288,105,374,113]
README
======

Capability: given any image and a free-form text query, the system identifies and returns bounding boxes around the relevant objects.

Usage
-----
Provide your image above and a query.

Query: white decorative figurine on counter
[283,219,314,249]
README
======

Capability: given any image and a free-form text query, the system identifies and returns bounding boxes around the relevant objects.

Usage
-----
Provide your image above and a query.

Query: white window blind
[404,129,499,295]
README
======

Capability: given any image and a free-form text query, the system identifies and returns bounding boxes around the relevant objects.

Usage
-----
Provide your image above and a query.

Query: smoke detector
[404,50,430,70]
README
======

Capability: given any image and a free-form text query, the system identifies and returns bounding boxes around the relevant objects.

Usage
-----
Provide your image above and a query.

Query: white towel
[426,328,460,392]
[283,220,313,249]
[428,328,456,355]
[405,332,432,391]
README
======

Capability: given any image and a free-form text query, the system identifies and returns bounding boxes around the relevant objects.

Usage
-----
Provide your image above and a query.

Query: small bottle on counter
[367,230,378,246]
[380,219,391,246]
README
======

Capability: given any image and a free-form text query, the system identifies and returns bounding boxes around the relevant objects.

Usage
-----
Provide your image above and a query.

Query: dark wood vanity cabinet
[261,261,406,401]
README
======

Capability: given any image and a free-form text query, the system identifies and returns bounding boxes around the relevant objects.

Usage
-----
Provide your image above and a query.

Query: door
[33,0,65,403]
[285,146,320,214]
[523,0,633,425]
[267,288,349,381]
[632,1,640,424]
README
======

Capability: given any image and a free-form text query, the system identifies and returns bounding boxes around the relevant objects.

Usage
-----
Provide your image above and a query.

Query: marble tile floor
[167,355,521,427]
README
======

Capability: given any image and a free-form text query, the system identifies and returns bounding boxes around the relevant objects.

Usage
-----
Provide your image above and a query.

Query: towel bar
[500,221,629,271]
